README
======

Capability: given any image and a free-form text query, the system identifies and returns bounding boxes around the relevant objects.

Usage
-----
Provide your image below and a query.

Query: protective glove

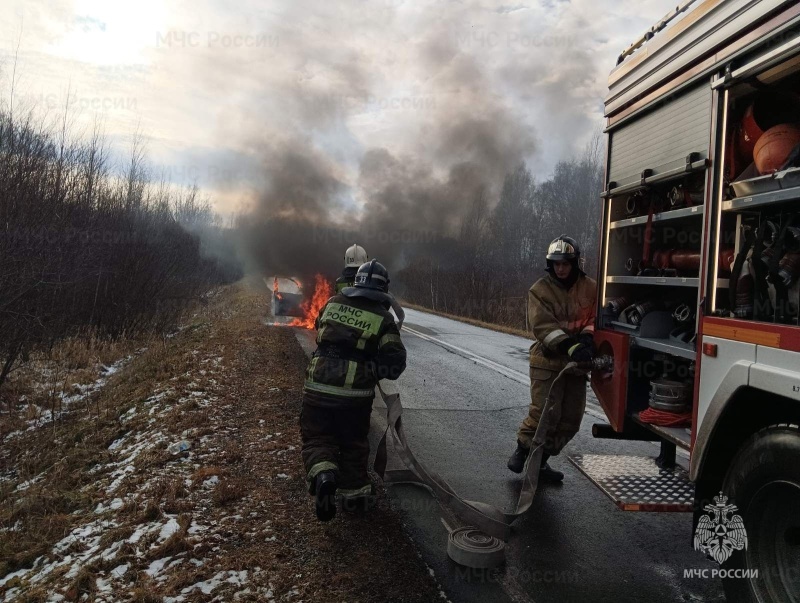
[577,332,594,348]
[567,341,594,363]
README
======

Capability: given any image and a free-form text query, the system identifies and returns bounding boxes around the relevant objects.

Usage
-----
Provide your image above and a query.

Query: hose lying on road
[447,526,506,569]
[374,361,590,566]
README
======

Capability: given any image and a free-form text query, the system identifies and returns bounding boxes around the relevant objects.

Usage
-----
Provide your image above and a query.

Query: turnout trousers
[300,395,374,499]
[516,366,587,455]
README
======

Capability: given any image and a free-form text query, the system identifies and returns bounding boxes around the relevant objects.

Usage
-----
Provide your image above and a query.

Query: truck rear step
[568,453,694,512]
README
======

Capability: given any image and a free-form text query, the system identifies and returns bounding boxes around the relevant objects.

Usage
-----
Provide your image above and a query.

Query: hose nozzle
[577,355,613,372]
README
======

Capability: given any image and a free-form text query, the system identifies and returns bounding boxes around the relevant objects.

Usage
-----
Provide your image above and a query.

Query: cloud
[74,16,106,33]
[1,0,672,276]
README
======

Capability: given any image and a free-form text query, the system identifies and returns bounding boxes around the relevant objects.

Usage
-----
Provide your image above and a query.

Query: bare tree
[396,132,605,329]
[0,105,242,390]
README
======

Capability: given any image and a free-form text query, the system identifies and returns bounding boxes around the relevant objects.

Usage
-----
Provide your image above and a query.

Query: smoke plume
[177,0,642,282]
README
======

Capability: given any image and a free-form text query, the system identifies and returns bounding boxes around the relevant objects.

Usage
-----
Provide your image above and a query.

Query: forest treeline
[394,137,603,329]
[0,109,241,388]
[1,99,603,390]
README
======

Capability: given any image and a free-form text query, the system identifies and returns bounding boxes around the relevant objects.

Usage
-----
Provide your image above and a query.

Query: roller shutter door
[608,84,712,186]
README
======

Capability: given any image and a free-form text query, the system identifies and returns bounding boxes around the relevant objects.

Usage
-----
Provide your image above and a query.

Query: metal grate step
[568,453,694,512]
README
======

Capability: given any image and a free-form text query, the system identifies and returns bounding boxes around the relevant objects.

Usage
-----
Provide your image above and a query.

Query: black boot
[539,453,564,483]
[507,441,529,474]
[314,471,338,522]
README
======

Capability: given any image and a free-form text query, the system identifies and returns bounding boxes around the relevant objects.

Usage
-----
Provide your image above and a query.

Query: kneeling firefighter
[507,235,597,482]
[301,259,407,521]
[336,244,369,293]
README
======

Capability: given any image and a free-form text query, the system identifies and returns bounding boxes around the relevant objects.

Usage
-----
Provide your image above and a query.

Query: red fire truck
[573,1,800,601]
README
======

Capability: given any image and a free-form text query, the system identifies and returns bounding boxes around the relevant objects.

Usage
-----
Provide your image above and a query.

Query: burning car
[271,276,305,318]
[270,275,333,328]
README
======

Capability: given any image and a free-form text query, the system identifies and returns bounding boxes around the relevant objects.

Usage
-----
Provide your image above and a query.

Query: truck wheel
[721,424,800,603]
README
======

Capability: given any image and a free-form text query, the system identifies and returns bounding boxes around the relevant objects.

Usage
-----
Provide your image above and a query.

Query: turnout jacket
[304,293,406,406]
[528,273,597,370]
[335,267,358,293]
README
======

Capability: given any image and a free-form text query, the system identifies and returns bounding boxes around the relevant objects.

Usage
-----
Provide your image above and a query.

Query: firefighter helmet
[546,235,580,261]
[344,244,369,268]
[353,259,390,293]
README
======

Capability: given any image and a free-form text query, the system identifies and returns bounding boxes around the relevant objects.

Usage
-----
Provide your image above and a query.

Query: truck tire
[721,424,800,603]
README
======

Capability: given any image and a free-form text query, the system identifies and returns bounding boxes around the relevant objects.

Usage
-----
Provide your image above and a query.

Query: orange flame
[289,274,333,329]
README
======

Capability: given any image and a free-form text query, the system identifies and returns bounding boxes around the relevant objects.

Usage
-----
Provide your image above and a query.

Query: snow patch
[96,576,112,592]
[110,563,128,578]
[158,517,181,542]
[14,472,44,492]
[146,557,172,577]
[180,570,250,596]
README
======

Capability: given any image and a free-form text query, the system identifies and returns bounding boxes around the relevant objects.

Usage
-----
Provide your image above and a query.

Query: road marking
[403,325,608,421]
[404,325,689,459]
[404,325,531,384]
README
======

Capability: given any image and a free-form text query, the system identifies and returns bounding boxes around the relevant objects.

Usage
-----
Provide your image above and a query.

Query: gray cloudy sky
[0,0,671,217]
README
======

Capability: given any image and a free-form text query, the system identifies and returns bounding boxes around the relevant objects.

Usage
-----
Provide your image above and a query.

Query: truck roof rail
[617,0,698,65]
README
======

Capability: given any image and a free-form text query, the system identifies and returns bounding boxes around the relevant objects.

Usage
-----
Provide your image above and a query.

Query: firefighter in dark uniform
[302,259,407,521]
[507,235,597,482]
[335,244,369,293]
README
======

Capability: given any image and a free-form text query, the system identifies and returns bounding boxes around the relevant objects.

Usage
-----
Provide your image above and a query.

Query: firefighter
[302,259,407,521]
[336,244,369,293]
[507,235,597,482]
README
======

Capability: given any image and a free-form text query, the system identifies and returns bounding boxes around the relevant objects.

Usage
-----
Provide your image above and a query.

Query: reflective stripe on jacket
[304,293,406,403]
[528,274,597,370]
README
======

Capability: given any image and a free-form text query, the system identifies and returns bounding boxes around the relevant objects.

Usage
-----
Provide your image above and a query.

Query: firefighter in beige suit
[507,236,597,482]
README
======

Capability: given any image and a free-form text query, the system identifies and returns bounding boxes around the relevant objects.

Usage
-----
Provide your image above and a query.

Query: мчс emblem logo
[693,491,748,564]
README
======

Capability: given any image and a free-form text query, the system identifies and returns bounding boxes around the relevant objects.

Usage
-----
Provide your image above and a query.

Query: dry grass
[98,525,136,550]
[65,565,96,601]
[50,332,128,371]
[211,477,246,507]
[0,279,443,602]
[130,587,162,603]
[16,589,49,603]
[149,532,191,560]
[190,466,222,483]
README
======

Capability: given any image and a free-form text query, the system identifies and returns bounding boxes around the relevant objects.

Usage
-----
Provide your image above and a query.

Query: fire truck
[571,1,800,601]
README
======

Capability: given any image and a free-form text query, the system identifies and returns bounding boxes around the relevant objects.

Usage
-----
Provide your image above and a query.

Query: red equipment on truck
[577,2,800,601]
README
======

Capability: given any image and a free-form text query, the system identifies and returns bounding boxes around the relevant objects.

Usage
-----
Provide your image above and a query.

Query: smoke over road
[3,0,670,283]
[234,35,540,280]
[171,0,666,281]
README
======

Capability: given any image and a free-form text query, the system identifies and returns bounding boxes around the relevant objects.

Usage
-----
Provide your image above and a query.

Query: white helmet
[344,244,368,268]
[546,235,580,261]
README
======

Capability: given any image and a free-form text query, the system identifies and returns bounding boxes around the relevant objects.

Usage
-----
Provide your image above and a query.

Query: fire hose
[628,249,735,275]
[374,356,613,568]
[388,294,405,330]
[639,407,692,427]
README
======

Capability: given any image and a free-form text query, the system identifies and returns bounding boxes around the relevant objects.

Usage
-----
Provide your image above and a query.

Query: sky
[0,0,673,217]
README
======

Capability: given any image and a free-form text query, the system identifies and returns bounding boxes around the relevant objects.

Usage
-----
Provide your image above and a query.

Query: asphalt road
[295,307,725,603]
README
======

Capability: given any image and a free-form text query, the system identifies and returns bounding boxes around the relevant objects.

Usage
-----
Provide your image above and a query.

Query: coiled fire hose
[639,407,692,426]
[374,357,612,568]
